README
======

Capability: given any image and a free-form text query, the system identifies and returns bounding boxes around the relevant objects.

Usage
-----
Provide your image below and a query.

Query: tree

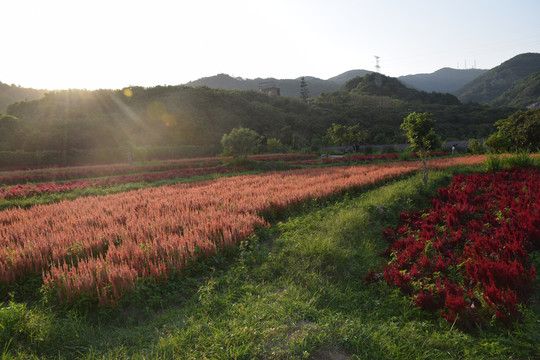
[326,123,367,162]
[401,112,441,187]
[485,109,539,153]
[0,114,25,151]
[466,138,485,154]
[300,77,311,103]
[266,138,285,153]
[221,127,261,159]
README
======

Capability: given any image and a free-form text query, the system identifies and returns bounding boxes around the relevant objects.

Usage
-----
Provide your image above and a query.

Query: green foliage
[265,138,285,153]
[398,150,411,161]
[300,76,311,103]
[0,115,26,151]
[401,112,441,186]
[401,112,441,155]
[326,123,367,148]
[485,109,539,153]
[484,153,536,172]
[221,127,261,159]
[484,133,511,154]
[1,80,518,168]
[504,153,536,168]
[346,73,461,105]
[467,138,485,154]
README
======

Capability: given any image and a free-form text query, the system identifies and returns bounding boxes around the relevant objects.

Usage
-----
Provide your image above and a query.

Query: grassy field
[1,162,539,359]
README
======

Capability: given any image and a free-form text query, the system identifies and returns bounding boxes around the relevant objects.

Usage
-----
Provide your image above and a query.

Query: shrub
[467,139,485,154]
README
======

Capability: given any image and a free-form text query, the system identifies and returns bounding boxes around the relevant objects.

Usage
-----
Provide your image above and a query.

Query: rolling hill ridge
[455,52,540,105]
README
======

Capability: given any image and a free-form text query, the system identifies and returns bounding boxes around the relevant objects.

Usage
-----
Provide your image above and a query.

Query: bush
[466,139,485,154]
[398,151,411,161]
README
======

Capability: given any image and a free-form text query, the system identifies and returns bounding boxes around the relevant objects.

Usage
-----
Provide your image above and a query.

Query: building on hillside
[259,81,280,97]
[526,102,540,110]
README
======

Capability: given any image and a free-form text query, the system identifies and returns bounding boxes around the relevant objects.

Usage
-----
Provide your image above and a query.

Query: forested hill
[343,73,461,105]
[455,53,540,105]
[398,68,487,94]
[489,71,540,108]
[2,76,515,166]
[4,86,316,158]
[185,70,372,98]
[0,81,47,113]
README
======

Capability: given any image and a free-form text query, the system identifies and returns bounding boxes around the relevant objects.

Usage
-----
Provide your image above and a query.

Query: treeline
[0,81,47,113]
[0,75,516,167]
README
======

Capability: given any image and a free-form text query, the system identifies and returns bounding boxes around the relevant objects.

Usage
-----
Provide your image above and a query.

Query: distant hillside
[489,71,540,108]
[398,68,487,94]
[185,71,372,98]
[326,70,372,86]
[344,73,461,105]
[0,81,47,113]
[455,53,540,104]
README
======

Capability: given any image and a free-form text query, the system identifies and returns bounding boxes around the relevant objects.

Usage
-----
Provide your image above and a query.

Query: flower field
[0,155,489,306]
[0,154,325,200]
[378,167,539,327]
[0,166,238,200]
[0,157,224,185]
[0,153,458,201]
[0,154,317,185]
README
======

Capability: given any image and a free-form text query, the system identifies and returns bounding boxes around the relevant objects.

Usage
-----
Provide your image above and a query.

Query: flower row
[0,166,238,200]
[0,158,223,185]
[0,154,327,185]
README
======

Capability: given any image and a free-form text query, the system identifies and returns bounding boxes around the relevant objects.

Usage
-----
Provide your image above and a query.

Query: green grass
[1,165,539,359]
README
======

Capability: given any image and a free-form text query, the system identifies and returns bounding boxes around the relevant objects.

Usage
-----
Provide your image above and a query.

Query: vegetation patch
[0,164,538,359]
[373,167,539,329]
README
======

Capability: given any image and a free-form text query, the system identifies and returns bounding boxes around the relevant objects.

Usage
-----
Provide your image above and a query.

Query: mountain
[398,68,488,94]
[327,70,372,86]
[0,81,47,113]
[344,73,461,105]
[3,75,514,167]
[185,71,372,98]
[455,53,540,104]
[489,71,540,108]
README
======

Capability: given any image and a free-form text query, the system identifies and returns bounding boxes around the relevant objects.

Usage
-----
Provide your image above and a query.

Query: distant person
[451,145,456,154]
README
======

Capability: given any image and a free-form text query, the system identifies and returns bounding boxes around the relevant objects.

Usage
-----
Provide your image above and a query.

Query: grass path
[1,166,539,359]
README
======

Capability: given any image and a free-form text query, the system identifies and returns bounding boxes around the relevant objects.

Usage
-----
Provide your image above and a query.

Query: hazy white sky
[1,0,539,90]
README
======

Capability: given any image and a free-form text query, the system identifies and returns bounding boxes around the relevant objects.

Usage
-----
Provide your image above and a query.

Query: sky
[1,0,539,90]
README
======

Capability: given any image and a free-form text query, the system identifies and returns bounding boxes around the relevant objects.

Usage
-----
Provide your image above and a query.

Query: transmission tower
[374,56,382,87]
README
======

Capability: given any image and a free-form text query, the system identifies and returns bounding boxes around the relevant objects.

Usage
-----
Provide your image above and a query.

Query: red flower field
[378,167,539,327]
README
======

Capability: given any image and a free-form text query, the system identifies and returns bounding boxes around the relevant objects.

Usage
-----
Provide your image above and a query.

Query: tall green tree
[485,109,540,153]
[326,123,367,162]
[401,112,441,187]
[221,127,261,159]
[300,77,311,103]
